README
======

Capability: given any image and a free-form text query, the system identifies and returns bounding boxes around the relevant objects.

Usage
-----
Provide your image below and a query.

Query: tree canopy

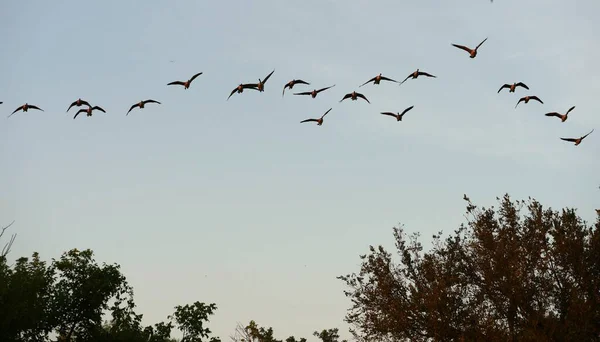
[338,194,600,341]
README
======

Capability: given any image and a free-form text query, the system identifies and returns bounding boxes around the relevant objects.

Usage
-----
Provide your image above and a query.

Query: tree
[229,321,306,342]
[338,194,600,341]
[312,328,347,342]
[0,245,221,342]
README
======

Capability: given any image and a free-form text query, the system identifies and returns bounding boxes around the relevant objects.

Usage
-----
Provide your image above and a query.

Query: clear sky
[1,0,599,340]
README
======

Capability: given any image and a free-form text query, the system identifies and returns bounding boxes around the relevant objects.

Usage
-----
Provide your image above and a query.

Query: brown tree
[338,194,600,342]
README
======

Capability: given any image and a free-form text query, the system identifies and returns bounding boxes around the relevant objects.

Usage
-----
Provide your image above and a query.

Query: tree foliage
[338,194,600,341]
[0,243,221,342]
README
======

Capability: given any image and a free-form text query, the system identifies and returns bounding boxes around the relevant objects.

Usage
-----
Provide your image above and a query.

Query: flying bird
[359,73,399,87]
[282,79,310,97]
[74,105,106,119]
[294,85,336,98]
[126,99,161,115]
[560,129,594,146]
[399,69,437,85]
[247,69,275,92]
[515,95,543,108]
[227,83,259,100]
[451,37,488,58]
[340,91,370,104]
[167,72,203,89]
[544,106,575,123]
[380,106,415,122]
[67,98,91,112]
[498,82,529,93]
[300,108,332,126]
[8,103,44,118]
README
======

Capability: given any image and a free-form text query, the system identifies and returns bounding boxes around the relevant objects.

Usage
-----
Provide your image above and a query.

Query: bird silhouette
[167,72,203,89]
[359,73,399,87]
[74,106,106,119]
[399,69,436,85]
[247,69,275,92]
[127,100,161,115]
[300,108,332,126]
[451,37,488,58]
[560,129,594,146]
[498,82,529,93]
[67,98,91,112]
[544,106,575,123]
[8,103,44,118]
[282,79,310,97]
[380,106,415,122]
[340,91,370,104]
[227,83,259,100]
[515,95,543,108]
[294,85,335,99]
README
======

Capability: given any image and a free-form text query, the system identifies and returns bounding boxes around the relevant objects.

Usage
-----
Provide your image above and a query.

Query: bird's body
[545,106,575,123]
[294,85,335,98]
[515,95,543,108]
[560,129,594,146]
[399,69,436,85]
[359,73,398,87]
[167,72,203,89]
[67,98,91,112]
[74,105,106,119]
[300,108,332,126]
[340,91,370,104]
[451,37,488,58]
[247,69,275,92]
[283,79,310,97]
[127,99,161,115]
[380,106,415,121]
[8,103,44,118]
[227,83,259,100]
[498,82,529,93]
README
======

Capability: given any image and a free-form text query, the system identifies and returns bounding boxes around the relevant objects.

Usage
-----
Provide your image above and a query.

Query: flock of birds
[1,36,596,148]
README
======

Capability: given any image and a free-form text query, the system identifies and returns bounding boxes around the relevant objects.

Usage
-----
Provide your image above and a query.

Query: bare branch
[1,220,17,258]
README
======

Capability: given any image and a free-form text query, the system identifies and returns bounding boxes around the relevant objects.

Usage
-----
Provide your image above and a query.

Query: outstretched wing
[359,77,376,87]
[189,72,203,83]
[93,106,106,113]
[475,37,488,49]
[227,88,238,100]
[530,96,543,104]
[321,108,333,119]
[28,105,43,112]
[8,106,22,118]
[380,76,399,83]
[294,80,310,86]
[580,129,594,140]
[74,108,86,119]
[560,137,577,142]
[317,85,335,93]
[544,112,561,118]
[356,93,370,104]
[144,99,161,105]
[515,82,529,90]
[339,93,352,102]
[515,98,525,108]
[399,75,412,85]
[418,72,436,78]
[127,103,139,115]
[262,69,275,84]
[300,118,318,124]
[293,91,312,96]
[401,105,415,116]
[167,81,185,86]
[380,112,398,118]
[451,43,472,53]
[566,106,576,115]
[497,84,510,93]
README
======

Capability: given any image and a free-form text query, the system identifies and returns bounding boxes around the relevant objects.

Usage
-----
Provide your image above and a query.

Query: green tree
[0,240,221,342]
[338,194,600,341]
[312,328,347,342]
[229,321,306,342]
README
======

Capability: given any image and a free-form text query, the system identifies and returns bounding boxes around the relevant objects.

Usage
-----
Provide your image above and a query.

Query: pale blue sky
[1,0,599,340]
